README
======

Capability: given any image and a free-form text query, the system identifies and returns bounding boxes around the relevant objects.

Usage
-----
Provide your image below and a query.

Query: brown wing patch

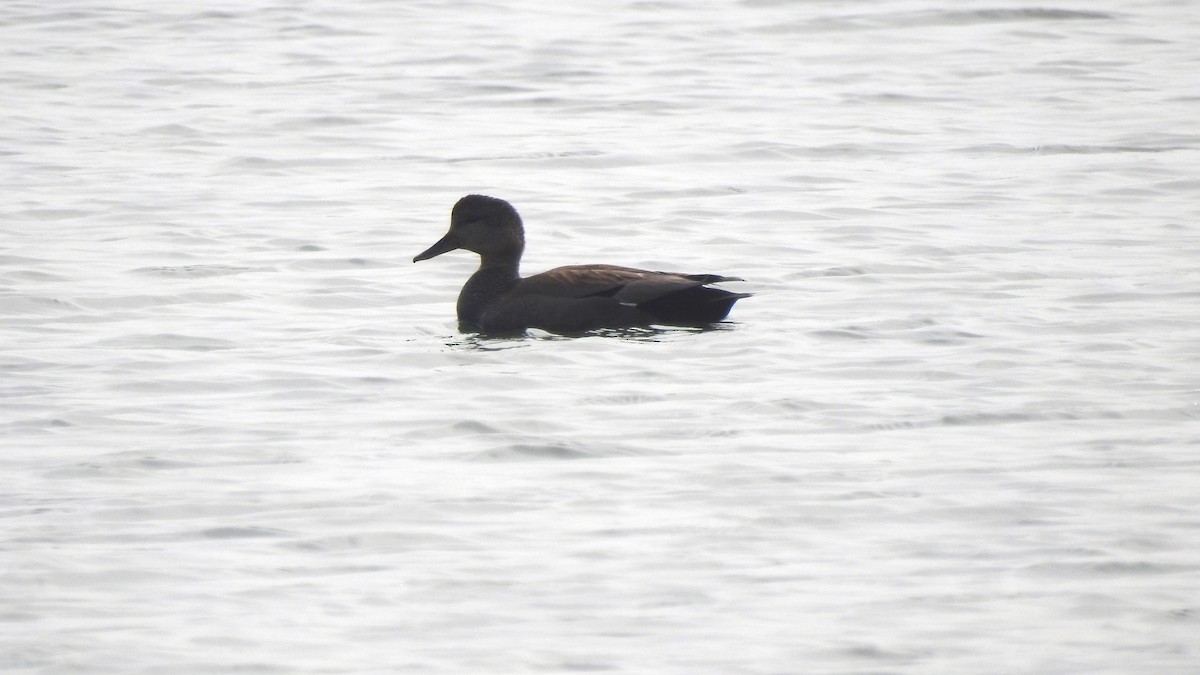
[518,265,667,299]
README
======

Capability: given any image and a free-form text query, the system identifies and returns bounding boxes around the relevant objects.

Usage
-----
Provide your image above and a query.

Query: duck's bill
[413,232,460,262]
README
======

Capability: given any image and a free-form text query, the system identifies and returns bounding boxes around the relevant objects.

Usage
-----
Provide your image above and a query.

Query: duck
[413,195,749,335]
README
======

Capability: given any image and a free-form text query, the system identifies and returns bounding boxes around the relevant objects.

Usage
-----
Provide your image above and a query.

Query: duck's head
[413,195,526,266]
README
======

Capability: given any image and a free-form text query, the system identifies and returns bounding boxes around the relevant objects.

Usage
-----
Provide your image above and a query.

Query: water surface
[2,0,1199,672]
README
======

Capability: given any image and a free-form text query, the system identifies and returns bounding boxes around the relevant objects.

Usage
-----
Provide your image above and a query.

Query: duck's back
[474,264,747,334]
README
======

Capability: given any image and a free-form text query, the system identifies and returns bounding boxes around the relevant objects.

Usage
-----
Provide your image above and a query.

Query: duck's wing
[487,264,749,332]
[519,264,740,305]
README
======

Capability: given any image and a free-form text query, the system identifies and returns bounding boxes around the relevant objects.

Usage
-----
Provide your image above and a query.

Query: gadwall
[413,195,749,335]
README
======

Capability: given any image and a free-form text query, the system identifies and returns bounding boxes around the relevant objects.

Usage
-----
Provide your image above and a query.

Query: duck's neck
[457,259,520,327]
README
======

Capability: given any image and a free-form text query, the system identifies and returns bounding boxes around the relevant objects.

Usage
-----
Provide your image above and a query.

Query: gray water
[3,1,1200,672]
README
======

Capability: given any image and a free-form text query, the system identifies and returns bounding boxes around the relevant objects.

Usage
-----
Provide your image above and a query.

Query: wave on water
[760,7,1112,33]
[957,143,1190,155]
[131,264,267,277]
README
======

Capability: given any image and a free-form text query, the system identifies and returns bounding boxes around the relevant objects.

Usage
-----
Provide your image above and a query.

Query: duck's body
[414,195,749,335]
